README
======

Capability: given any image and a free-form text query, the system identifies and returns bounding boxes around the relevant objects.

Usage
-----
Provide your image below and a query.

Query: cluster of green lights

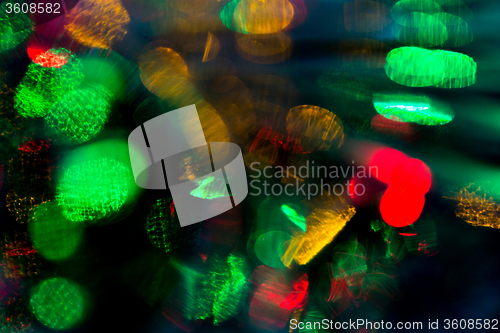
[185,254,249,325]
[0,1,32,53]
[190,174,229,199]
[15,48,84,118]
[391,0,472,47]
[45,84,112,144]
[145,198,200,253]
[30,277,88,330]
[385,47,476,88]
[56,158,130,223]
[29,201,84,261]
[373,93,454,125]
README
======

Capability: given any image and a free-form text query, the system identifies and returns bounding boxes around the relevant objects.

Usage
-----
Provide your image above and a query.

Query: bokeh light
[380,186,425,228]
[45,84,113,145]
[29,201,84,262]
[222,0,295,34]
[30,277,88,330]
[286,105,344,152]
[446,182,500,229]
[146,198,201,253]
[56,158,131,223]
[373,93,454,125]
[15,48,84,118]
[0,1,32,53]
[64,0,130,49]
[385,47,476,88]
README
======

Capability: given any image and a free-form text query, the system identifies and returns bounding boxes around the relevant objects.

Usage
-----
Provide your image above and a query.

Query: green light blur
[393,13,448,47]
[190,174,228,199]
[0,1,32,52]
[30,277,88,330]
[145,198,200,253]
[220,0,244,33]
[254,231,293,268]
[385,47,476,88]
[332,240,367,279]
[373,93,454,125]
[281,204,306,232]
[434,13,472,47]
[56,158,130,223]
[15,48,84,118]
[391,0,442,27]
[45,84,113,144]
[29,201,84,261]
[185,254,249,325]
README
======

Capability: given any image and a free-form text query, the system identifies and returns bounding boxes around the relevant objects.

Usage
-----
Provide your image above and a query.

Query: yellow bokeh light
[234,0,294,34]
[64,0,130,49]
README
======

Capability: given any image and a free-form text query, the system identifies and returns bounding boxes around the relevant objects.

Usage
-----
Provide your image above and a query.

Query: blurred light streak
[283,194,356,266]
[64,0,130,49]
[371,219,407,262]
[249,266,308,331]
[445,182,500,229]
[370,114,417,140]
[286,105,344,152]
[385,47,476,88]
[181,254,250,325]
[373,93,454,125]
[400,219,438,255]
[203,32,221,62]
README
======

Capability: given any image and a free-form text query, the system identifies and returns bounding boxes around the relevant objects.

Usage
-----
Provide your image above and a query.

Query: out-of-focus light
[281,204,306,232]
[373,93,454,126]
[0,2,32,53]
[222,0,295,34]
[286,105,344,152]
[56,158,131,223]
[391,0,442,26]
[385,47,476,88]
[146,198,201,252]
[6,140,52,224]
[182,254,250,325]
[29,201,84,262]
[391,158,432,194]
[203,32,220,62]
[380,186,425,227]
[2,231,40,279]
[368,148,408,184]
[370,114,417,140]
[45,84,113,145]
[255,231,293,268]
[446,182,500,229]
[393,13,448,47]
[64,0,130,49]
[30,277,89,330]
[14,48,84,118]
[283,195,356,265]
